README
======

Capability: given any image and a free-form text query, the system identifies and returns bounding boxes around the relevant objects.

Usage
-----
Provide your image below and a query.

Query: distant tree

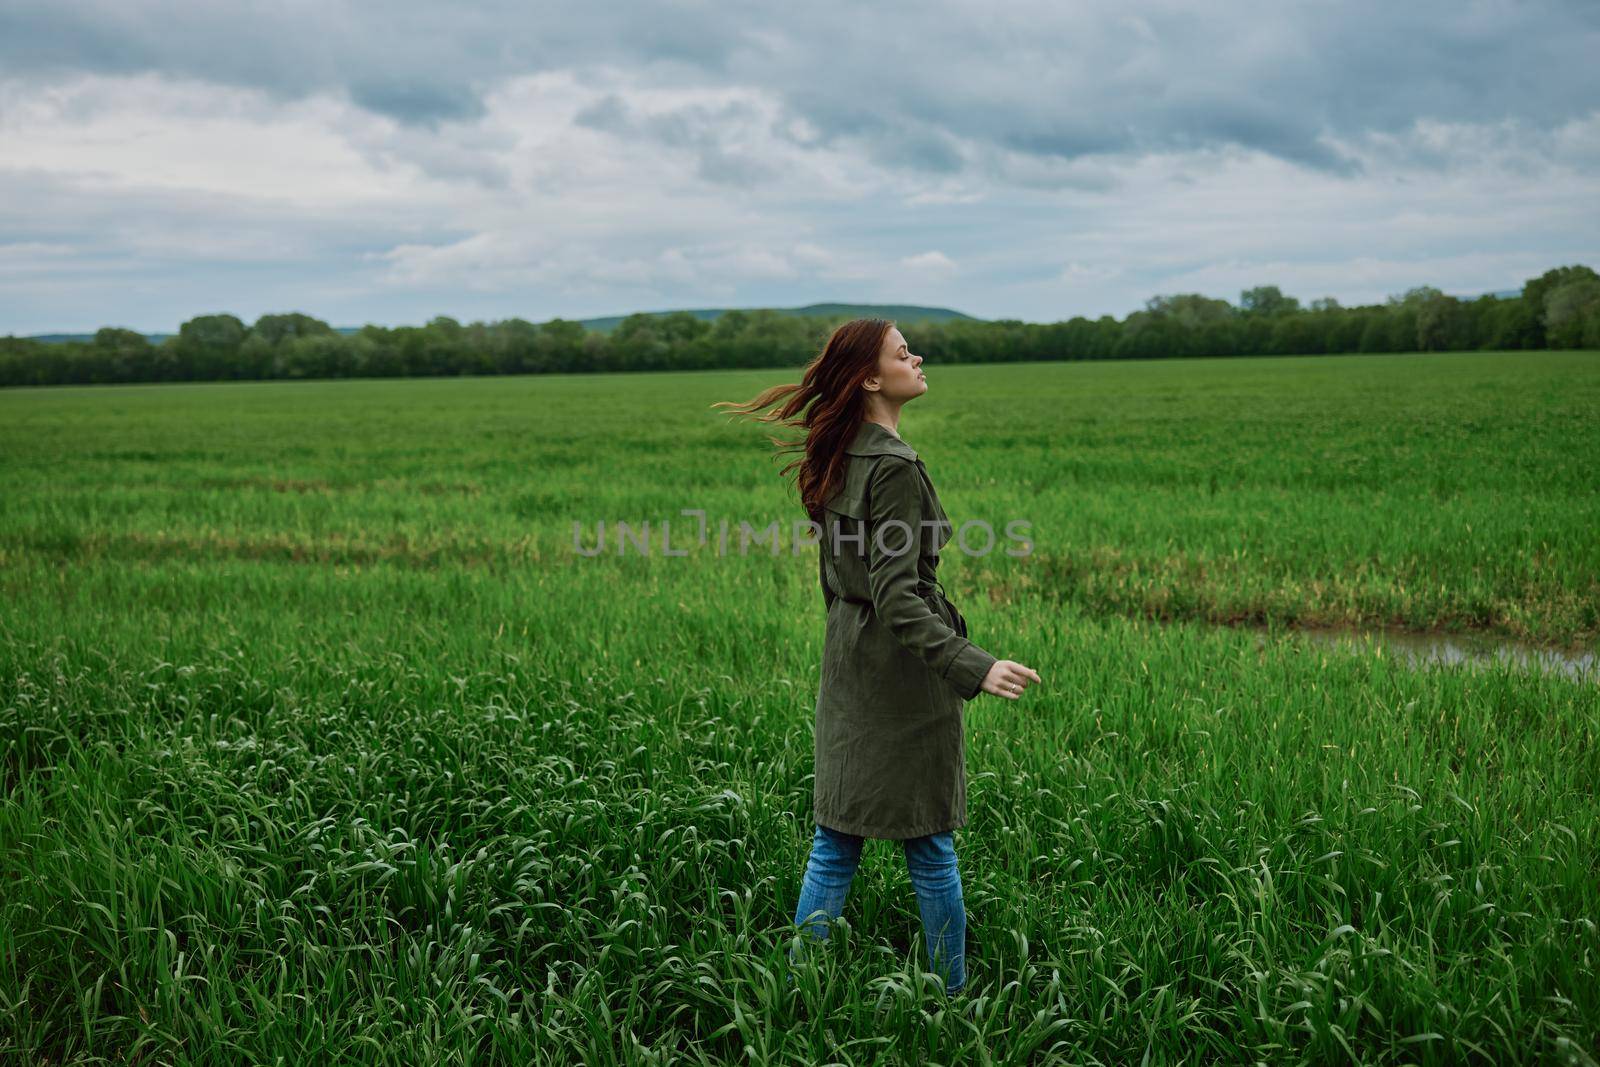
[0,337,45,386]
[459,321,499,375]
[1117,308,1187,359]
[1543,278,1600,349]
[1364,299,1419,353]
[356,325,405,377]
[1090,316,1120,359]
[711,309,750,339]
[534,318,588,374]
[1323,306,1365,352]
[91,327,154,382]
[1111,294,1231,358]
[1355,310,1388,353]
[1399,287,1470,351]
[1194,316,1241,356]
[420,317,467,374]
[174,313,247,380]
[236,333,275,379]
[152,335,188,380]
[1234,313,1277,355]
[580,328,611,373]
[275,333,351,379]
[6,263,1598,388]
[704,310,754,368]
[610,313,670,371]
[655,310,712,346]
[1270,313,1325,354]
[717,308,817,369]
[251,312,336,346]
[1240,285,1300,317]
[1481,296,1541,350]
[1143,293,1235,329]
[1520,265,1599,348]
[490,317,541,374]
[1523,265,1598,317]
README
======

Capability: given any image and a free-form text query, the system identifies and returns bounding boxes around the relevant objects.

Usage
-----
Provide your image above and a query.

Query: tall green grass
[1,351,1597,1063]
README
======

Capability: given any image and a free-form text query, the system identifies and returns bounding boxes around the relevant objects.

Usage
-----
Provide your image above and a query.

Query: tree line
[3,264,1597,388]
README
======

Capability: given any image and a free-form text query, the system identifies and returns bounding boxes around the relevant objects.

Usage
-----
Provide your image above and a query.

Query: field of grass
[2,350,1597,1064]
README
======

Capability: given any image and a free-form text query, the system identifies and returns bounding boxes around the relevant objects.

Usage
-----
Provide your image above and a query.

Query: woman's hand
[980,660,1042,700]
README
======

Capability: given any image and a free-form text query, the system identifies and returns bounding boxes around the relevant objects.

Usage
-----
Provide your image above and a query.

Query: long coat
[811,419,998,839]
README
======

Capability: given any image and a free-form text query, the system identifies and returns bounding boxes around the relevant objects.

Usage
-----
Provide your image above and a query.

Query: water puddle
[1274,624,1597,684]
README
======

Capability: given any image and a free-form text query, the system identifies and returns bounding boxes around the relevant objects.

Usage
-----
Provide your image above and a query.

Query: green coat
[812,420,998,839]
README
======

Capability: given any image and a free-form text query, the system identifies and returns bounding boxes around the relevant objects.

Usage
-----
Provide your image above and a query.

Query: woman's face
[871,326,927,402]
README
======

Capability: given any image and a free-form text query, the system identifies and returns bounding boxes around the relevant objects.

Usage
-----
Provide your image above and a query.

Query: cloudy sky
[2,0,1597,334]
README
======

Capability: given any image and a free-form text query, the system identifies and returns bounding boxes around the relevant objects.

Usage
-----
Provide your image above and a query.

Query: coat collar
[843,420,919,461]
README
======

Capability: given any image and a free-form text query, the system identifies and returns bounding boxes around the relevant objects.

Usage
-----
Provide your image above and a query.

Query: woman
[713,317,1042,996]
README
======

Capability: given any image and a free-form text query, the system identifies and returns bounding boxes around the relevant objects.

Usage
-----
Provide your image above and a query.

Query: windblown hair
[710,317,894,523]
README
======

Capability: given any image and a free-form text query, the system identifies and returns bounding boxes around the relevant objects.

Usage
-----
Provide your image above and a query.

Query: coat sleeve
[865,457,997,700]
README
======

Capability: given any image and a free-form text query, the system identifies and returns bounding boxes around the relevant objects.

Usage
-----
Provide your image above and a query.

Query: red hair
[710,317,894,522]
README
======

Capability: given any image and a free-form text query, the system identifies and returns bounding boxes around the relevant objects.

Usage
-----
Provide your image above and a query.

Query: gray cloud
[348,80,487,126]
[3,1,1596,175]
[1,1,1597,332]
[574,93,780,185]
[0,165,469,328]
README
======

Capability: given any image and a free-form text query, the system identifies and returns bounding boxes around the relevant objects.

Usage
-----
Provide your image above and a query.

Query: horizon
[14,286,1532,340]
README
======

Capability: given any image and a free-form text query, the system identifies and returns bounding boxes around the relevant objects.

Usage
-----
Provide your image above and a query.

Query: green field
[2,351,1598,1064]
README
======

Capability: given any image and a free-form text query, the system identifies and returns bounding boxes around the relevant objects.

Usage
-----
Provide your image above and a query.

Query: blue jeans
[788,822,966,995]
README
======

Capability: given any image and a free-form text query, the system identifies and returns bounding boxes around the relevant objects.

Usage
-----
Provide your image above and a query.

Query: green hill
[574,302,979,334]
